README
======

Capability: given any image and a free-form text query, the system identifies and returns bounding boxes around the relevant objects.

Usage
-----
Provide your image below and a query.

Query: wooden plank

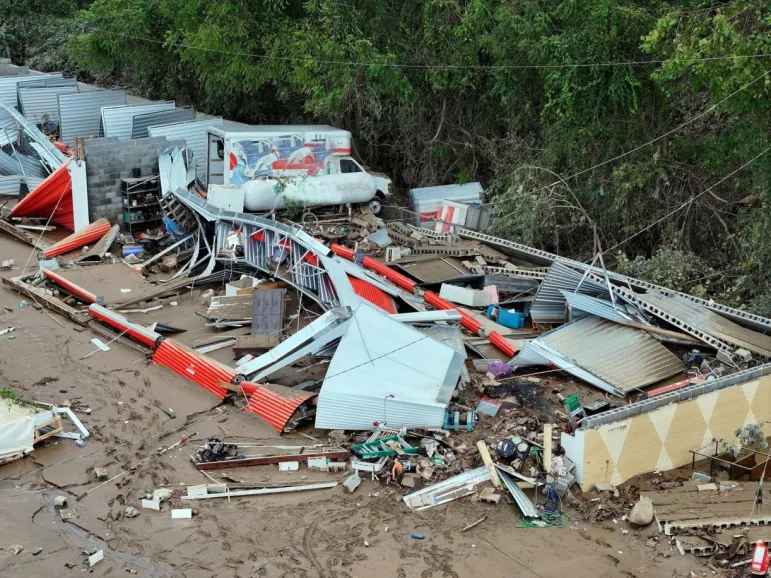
[476,440,502,489]
[2,276,89,325]
[543,424,553,471]
[195,449,350,470]
[233,334,280,356]
[113,276,195,308]
[0,218,51,250]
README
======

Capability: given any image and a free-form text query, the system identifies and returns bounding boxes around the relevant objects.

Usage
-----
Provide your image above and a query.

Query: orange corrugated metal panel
[330,244,417,292]
[488,330,518,358]
[9,161,75,230]
[423,290,482,334]
[89,303,162,349]
[152,339,231,400]
[245,383,316,432]
[42,268,97,304]
[42,218,111,259]
[347,275,397,314]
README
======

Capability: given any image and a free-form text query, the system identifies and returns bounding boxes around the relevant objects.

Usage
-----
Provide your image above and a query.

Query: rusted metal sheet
[76,224,120,263]
[245,383,316,433]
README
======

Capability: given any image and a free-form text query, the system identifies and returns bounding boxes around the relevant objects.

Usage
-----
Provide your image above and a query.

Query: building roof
[315,302,464,429]
[514,316,684,396]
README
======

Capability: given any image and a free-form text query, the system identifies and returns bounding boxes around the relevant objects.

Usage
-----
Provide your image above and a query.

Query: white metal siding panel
[530,262,607,324]
[102,102,175,139]
[0,176,21,196]
[132,107,194,139]
[0,73,63,108]
[315,302,462,429]
[149,118,224,183]
[636,291,771,358]
[12,152,47,179]
[0,151,20,176]
[539,316,684,392]
[58,90,126,145]
[18,85,78,123]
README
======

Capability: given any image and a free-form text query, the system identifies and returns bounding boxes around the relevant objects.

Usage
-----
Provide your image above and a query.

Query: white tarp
[0,400,35,462]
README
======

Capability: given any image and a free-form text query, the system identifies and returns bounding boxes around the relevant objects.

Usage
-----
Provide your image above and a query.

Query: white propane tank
[242,173,377,212]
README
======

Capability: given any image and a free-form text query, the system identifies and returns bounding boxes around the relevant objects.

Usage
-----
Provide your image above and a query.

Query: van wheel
[368,199,382,214]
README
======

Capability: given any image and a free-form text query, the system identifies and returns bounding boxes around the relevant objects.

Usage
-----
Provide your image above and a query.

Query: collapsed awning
[315,303,464,430]
[512,315,684,397]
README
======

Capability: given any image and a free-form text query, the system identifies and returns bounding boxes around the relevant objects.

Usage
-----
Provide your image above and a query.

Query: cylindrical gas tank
[242,174,376,212]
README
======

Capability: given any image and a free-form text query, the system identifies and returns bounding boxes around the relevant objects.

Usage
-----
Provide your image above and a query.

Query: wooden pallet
[34,414,63,443]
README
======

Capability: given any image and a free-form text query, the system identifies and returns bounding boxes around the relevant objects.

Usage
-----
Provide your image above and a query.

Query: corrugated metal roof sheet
[403,466,490,510]
[131,106,195,139]
[636,291,771,357]
[58,90,126,145]
[497,466,539,517]
[149,117,224,183]
[0,73,63,108]
[315,302,464,430]
[562,291,635,323]
[0,113,18,147]
[0,102,66,168]
[409,182,484,204]
[418,324,470,385]
[18,84,78,123]
[0,175,21,196]
[12,151,47,179]
[102,102,175,139]
[245,383,316,432]
[347,275,397,314]
[514,316,684,395]
[530,262,607,324]
[0,150,20,176]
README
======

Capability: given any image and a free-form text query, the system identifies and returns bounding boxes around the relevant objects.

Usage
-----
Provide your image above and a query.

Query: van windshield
[340,159,362,173]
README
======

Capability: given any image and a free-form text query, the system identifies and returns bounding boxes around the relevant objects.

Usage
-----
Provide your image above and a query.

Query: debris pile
[2,65,771,574]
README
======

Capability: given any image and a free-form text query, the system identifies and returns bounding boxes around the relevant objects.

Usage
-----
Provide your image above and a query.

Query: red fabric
[9,161,74,231]
[347,275,397,314]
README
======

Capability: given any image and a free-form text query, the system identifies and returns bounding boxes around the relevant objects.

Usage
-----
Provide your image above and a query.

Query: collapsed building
[1,62,770,500]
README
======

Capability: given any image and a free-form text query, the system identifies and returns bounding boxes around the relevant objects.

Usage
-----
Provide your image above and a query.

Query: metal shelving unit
[121,175,162,235]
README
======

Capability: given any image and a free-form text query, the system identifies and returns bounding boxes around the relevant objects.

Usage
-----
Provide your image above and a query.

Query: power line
[601,145,771,255]
[7,6,771,70]
[520,66,771,198]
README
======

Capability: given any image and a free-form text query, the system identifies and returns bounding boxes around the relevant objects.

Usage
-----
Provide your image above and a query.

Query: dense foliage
[2,0,770,311]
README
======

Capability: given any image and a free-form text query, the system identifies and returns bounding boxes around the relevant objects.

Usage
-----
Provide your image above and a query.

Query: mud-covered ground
[0,235,705,578]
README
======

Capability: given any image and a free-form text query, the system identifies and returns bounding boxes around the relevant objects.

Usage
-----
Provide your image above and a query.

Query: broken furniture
[0,396,90,466]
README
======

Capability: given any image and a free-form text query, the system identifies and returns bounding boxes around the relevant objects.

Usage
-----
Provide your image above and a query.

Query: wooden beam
[543,424,553,472]
[2,276,88,325]
[0,218,50,251]
[195,448,350,470]
[624,320,702,344]
[476,440,502,489]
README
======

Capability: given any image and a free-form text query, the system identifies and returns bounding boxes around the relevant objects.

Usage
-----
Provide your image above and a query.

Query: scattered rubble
[1,67,771,576]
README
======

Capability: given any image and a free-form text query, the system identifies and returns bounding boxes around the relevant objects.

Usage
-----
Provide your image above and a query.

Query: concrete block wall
[84,136,186,224]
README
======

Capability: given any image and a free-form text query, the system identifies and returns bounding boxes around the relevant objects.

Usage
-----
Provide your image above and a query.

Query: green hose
[517,511,566,528]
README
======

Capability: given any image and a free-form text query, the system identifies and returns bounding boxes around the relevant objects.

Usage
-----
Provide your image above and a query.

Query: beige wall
[571,375,771,490]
